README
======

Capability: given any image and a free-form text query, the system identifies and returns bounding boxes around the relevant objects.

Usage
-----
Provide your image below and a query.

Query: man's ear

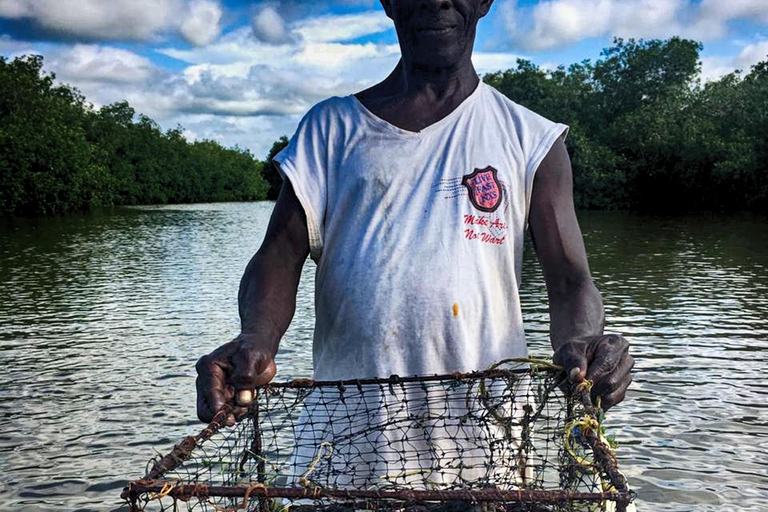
[479,0,495,18]
[379,0,394,19]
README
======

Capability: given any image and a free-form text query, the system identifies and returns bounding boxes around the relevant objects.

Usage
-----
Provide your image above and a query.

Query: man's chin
[411,51,466,70]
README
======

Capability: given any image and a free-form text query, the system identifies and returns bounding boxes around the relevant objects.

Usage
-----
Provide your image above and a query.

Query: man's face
[381,0,493,69]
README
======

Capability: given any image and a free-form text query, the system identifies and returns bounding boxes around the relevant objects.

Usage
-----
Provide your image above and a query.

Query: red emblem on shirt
[462,166,502,213]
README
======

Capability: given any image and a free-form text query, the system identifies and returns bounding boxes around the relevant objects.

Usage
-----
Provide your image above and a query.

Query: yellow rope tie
[208,483,267,512]
[574,379,594,395]
[564,414,600,474]
[485,357,564,372]
[147,479,180,501]
[298,441,333,488]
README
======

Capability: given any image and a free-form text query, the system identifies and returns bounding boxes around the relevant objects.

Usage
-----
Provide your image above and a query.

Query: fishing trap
[123,359,635,511]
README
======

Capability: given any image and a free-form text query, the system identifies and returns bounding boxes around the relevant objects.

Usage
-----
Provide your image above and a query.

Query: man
[196,0,634,433]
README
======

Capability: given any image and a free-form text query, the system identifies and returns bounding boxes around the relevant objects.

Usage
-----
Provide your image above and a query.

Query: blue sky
[1,0,767,157]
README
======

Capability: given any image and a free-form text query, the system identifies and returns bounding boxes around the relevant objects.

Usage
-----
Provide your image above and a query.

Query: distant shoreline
[4,36,767,217]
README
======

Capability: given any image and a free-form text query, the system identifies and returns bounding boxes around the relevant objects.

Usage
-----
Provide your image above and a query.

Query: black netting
[124,360,634,512]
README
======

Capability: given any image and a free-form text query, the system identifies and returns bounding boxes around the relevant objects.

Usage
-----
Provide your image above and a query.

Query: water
[0,203,766,511]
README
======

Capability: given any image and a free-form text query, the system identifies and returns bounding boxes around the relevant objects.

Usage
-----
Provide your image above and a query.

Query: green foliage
[4,37,767,216]
[263,136,289,200]
[484,37,768,213]
[0,55,268,216]
[0,55,107,215]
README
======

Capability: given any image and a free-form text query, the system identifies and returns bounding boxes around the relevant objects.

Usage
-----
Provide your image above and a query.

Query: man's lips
[416,25,456,35]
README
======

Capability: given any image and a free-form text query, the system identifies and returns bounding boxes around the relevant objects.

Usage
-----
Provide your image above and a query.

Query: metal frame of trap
[122,367,636,511]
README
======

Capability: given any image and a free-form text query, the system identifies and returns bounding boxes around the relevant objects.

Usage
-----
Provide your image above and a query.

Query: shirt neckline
[349,80,485,137]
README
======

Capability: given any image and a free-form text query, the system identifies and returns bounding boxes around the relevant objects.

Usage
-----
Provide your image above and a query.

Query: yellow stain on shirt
[452,302,459,317]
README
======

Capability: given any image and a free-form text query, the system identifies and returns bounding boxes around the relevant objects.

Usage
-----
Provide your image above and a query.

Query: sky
[1,0,767,157]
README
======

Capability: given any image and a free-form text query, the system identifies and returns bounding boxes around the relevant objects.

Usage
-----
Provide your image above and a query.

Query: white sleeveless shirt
[274,81,568,381]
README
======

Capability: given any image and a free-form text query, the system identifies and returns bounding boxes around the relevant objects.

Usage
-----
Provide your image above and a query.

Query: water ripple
[0,206,766,511]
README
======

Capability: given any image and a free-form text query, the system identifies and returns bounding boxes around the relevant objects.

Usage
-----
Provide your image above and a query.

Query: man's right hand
[195,333,277,425]
[195,180,309,426]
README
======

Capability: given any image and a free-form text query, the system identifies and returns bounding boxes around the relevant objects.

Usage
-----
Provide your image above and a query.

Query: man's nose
[419,0,452,11]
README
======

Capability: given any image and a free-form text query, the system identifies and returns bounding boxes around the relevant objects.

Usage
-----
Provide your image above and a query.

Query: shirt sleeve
[272,103,329,261]
[516,106,569,226]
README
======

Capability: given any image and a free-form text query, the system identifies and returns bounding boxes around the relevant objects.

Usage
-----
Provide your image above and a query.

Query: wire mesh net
[123,360,635,512]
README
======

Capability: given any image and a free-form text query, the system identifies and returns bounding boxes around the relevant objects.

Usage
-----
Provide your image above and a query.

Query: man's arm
[529,138,634,410]
[195,180,310,424]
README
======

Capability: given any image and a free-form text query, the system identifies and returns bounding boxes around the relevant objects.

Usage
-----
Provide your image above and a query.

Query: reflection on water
[0,204,766,511]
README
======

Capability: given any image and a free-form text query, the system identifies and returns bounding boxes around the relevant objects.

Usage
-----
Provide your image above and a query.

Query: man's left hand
[553,334,634,411]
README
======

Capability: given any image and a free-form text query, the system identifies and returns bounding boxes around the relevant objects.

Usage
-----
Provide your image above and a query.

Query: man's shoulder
[302,95,353,122]
[290,95,357,141]
[482,82,557,128]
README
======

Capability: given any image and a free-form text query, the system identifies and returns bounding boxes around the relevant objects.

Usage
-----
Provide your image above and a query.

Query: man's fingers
[586,335,628,383]
[231,354,277,391]
[553,335,633,409]
[196,339,277,425]
[195,356,229,423]
[235,359,277,405]
[587,336,632,397]
[196,377,218,423]
[553,342,588,383]
[585,335,633,409]
[255,359,277,386]
[592,351,634,397]
[600,373,633,411]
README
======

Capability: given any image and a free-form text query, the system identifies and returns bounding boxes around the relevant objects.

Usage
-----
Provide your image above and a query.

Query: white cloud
[472,51,526,74]
[180,0,223,47]
[170,113,302,157]
[158,41,399,117]
[153,12,402,119]
[0,0,29,18]
[502,0,684,51]
[687,0,768,41]
[167,64,342,116]
[701,41,768,81]
[0,33,38,54]
[698,0,768,24]
[49,45,158,85]
[294,41,399,68]
[0,0,223,46]
[160,26,294,65]
[501,0,768,51]
[0,39,158,87]
[0,0,181,41]
[251,5,289,44]
[250,8,392,46]
[294,11,393,43]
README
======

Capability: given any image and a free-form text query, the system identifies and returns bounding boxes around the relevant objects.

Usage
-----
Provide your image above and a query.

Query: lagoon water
[0,203,767,511]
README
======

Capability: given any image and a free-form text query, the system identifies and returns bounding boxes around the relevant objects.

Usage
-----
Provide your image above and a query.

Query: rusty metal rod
[573,389,630,495]
[125,482,634,505]
[265,367,539,389]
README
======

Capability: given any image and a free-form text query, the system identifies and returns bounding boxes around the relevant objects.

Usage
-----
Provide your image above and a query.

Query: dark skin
[196,0,633,425]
